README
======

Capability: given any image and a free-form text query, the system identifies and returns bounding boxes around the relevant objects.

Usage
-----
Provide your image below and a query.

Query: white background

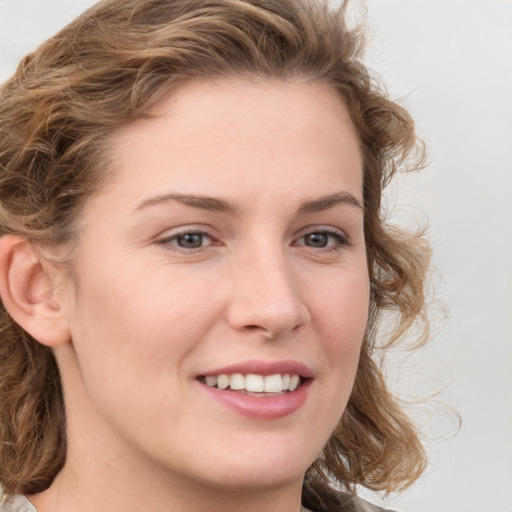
[1,1,511,511]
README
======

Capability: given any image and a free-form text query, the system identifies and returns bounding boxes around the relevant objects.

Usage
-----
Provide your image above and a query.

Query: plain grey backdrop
[1,1,511,511]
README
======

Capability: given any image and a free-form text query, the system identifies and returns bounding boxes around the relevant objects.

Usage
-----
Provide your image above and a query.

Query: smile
[200,373,302,394]
[197,361,313,419]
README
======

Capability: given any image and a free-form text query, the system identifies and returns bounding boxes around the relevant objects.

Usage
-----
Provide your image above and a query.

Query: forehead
[101,78,364,207]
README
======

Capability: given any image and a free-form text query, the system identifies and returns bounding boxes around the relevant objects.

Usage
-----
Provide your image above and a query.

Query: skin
[27,79,370,512]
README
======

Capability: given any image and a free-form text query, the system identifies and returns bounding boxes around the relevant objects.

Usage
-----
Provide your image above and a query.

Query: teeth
[229,373,245,390]
[217,374,229,390]
[264,374,282,392]
[202,373,302,393]
[289,374,300,391]
[205,375,217,387]
[245,374,264,392]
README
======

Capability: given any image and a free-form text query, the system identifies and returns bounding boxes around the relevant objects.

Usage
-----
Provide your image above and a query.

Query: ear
[0,235,71,347]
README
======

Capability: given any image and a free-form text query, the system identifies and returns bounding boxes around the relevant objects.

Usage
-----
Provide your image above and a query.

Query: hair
[0,0,430,508]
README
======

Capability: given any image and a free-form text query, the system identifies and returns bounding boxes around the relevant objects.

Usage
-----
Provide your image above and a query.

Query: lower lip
[198,380,311,421]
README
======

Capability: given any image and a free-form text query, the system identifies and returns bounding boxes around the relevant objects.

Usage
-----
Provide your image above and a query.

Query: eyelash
[156,227,350,253]
[156,229,214,252]
[293,228,350,252]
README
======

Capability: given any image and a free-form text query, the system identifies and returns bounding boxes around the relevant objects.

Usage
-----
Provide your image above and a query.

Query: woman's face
[56,79,369,493]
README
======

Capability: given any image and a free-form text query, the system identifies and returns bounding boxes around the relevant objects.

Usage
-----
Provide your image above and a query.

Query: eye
[158,230,214,250]
[304,232,330,248]
[294,229,349,250]
[175,232,209,249]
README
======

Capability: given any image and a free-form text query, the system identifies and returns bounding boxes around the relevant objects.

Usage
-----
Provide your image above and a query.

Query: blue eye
[175,233,207,249]
[159,231,213,250]
[304,232,329,248]
[297,229,349,249]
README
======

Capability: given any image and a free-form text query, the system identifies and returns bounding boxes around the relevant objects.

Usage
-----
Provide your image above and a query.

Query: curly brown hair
[0,0,430,508]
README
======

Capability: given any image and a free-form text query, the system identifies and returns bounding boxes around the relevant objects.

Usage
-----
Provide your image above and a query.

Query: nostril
[243,324,276,339]
[245,325,261,331]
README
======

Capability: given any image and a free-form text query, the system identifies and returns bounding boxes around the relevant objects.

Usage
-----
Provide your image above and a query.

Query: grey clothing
[0,495,36,512]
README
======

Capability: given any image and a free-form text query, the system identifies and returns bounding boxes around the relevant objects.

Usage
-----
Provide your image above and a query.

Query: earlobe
[0,235,71,347]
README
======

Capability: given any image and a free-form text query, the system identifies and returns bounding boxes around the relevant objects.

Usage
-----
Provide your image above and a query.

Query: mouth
[196,361,313,419]
[198,373,304,396]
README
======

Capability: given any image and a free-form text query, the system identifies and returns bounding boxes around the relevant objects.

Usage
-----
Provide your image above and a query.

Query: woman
[0,0,430,511]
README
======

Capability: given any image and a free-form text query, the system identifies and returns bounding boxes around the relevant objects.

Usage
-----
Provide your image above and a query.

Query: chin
[191,444,315,491]
[207,466,306,493]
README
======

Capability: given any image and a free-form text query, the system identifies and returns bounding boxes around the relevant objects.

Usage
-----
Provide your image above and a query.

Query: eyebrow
[298,192,364,213]
[135,191,364,215]
[135,193,243,215]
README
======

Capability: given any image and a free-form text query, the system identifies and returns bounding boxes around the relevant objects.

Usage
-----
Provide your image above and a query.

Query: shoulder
[339,494,397,512]
[341,494,397,512]
[0,495,37,512]
[305,492,398,512]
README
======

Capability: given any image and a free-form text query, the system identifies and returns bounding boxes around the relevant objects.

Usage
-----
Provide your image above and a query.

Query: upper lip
[199,360,314,379]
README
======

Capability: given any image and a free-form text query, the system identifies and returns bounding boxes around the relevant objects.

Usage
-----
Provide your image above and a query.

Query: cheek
[66,261,230,398]
[314,269,370,385]
[317,268,370,338]
[64,269,224,427]
[301,271,369,448]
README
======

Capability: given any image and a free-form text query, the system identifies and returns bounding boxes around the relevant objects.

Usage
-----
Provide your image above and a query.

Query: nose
[226,243,310,339]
